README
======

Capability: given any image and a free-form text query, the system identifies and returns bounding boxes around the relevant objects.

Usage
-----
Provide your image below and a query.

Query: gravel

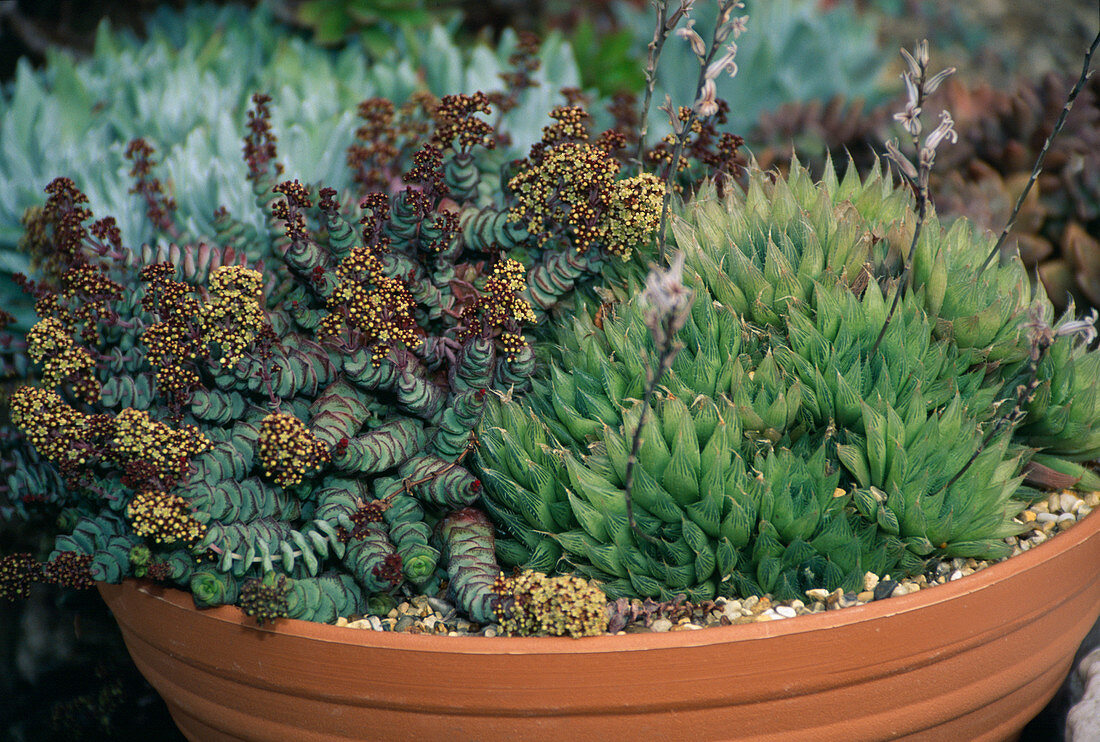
[333,489,1098,637]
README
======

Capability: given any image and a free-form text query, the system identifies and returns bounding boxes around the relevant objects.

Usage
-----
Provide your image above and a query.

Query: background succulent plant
[0,2,588,331]
[613,0,895,137]
[476,161,1100,603]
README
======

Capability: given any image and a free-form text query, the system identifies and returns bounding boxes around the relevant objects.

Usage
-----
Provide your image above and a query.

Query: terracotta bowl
[99,508,1100,742]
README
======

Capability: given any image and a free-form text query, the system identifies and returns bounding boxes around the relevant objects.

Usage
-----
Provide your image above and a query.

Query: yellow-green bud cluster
[257,412,330,487]
[239,574,291,625]
[25,317,99,402]
[605,173,665,259]
[507,142,664,259]
[492,570,609,638]
[200,265,266,368]
[110,408,210,482]
[9,386,90,467]
[126,490,206,545]
[318,247,421,363]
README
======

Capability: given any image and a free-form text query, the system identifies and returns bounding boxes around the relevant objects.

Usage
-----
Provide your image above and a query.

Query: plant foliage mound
[0,3,587,330]
[476,159,1100,603]
[2,81,668,623]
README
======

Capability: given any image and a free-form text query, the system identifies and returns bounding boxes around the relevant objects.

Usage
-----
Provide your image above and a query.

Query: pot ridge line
[106,507,1100,653]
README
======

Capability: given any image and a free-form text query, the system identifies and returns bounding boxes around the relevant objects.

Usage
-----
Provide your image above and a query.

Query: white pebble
[1060,493,1082,512]
[1057,512,1077,523]
[949,570,964,582]
[722,601,743,620]
[651,618,673,632]
[1036,512,1059,523]
[862,572,880,592]
[775,606,797,619]
[368,616,383,631]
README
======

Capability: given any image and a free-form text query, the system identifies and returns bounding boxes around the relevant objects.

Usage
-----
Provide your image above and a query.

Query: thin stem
[937,351,1044,495]
[979,26,1100,273]
[634,1,692,171]
[655,1,737,264]
[870,185,927,356]
[622,333,680,547]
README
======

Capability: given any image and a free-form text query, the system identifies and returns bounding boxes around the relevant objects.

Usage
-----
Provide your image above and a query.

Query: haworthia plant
[476,159,1100,603]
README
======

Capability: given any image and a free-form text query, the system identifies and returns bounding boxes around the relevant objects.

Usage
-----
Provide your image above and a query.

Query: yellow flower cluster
[318,247,421,363]
[9,386,89,468]
[509,141,616,252]
[200,266,266,369]
[458,258,536,359]
[257,412,330,488]
[500,332,528,362]
[126,490,206,545]
[110,408,210,482]
[605,173,665,259]
[25,317,99,402]
[492,570,609,638]
[484,259,536,326]
[539,105,589,144]
[508,143,665,260]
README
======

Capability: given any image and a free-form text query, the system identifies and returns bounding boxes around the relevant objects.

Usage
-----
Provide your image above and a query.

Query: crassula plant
[0,76,668,625]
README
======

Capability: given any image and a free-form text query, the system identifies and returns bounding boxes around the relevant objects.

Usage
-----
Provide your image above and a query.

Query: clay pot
[99,509,1100,742]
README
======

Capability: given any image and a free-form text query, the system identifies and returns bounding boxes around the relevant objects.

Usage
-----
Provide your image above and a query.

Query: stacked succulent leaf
[477,160,1100,603]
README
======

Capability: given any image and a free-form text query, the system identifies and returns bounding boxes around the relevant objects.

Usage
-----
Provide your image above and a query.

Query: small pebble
[863,572,880,592]
[805,588,829,602]
[1060,494,1081,512]
[856,591,874,603]
[651,618,673,633]
[722,602,743,621]
[775,606,797,619]
[873,580,899,601]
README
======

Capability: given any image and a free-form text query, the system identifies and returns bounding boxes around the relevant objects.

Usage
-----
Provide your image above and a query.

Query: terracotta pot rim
[114,508,1100,654]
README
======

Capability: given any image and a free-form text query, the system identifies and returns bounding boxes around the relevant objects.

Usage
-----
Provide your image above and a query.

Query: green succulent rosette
[477,159,1100,602]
